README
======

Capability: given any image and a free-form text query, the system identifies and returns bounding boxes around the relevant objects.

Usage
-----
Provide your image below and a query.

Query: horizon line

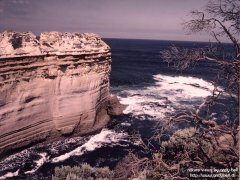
[102,37,232,44]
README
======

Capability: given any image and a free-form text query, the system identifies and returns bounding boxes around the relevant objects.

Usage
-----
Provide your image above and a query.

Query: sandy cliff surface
[0,31,119,156]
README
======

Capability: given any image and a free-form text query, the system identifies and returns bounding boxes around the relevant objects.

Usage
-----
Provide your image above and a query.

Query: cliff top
[0,31,110,58]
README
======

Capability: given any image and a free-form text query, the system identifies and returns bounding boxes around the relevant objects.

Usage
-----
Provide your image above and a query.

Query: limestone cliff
[0,31,115,156]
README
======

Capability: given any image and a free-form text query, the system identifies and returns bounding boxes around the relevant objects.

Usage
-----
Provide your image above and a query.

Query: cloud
[0,1,6,14]
[12,0,29,4]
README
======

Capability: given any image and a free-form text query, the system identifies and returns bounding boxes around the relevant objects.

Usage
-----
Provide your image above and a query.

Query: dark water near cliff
[0,39,235,179]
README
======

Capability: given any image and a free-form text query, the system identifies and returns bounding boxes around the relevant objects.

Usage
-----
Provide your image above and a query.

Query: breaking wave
[0,129,128,179]
[114,74,219,120]
[52,129,128,163]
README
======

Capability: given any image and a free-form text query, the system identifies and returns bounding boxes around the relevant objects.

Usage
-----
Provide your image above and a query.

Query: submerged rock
[0,31,122,157]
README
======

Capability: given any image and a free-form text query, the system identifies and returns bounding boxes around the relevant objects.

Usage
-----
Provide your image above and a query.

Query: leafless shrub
[115,0,239,179]
[159,0,240,178]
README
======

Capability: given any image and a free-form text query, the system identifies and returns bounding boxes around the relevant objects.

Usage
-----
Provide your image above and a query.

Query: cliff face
[0,31,113,155]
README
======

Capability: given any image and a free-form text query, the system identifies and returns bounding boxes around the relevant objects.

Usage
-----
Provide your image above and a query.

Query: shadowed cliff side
[0,31,122,158]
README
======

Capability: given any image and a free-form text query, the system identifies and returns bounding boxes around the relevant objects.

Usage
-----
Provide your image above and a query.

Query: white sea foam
[115,74,220,120]
[0,153,49,178]
[25,153,49,174]
[0,169,19,180]
[52,129,128,163]
[153,74,216,99]
[121,122,131,126]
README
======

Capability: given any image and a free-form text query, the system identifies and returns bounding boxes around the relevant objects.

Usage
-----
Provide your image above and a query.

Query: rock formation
[0,31,118,156]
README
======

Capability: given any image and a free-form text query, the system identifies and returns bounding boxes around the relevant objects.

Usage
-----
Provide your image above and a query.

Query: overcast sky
[0,0,216,41]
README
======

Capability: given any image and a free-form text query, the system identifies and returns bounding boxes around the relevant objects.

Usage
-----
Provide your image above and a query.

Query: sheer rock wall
[0,31,113,156]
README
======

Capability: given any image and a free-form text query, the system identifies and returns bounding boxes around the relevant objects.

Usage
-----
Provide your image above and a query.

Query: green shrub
[52,163,113,180]
[95,167,113,179]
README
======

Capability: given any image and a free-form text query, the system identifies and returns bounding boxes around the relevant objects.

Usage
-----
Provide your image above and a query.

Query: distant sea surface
[0,39,230,179]
[105,38,219,86]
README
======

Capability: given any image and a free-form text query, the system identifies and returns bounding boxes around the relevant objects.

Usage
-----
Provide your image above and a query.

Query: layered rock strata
[0,31,115,156]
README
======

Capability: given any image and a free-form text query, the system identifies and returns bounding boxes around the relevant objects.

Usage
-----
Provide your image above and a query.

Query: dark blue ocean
[0,39,233,179]
[106,38,219,86]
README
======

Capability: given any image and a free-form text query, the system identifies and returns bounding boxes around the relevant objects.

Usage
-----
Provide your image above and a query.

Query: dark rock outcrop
[107,96,128,116]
